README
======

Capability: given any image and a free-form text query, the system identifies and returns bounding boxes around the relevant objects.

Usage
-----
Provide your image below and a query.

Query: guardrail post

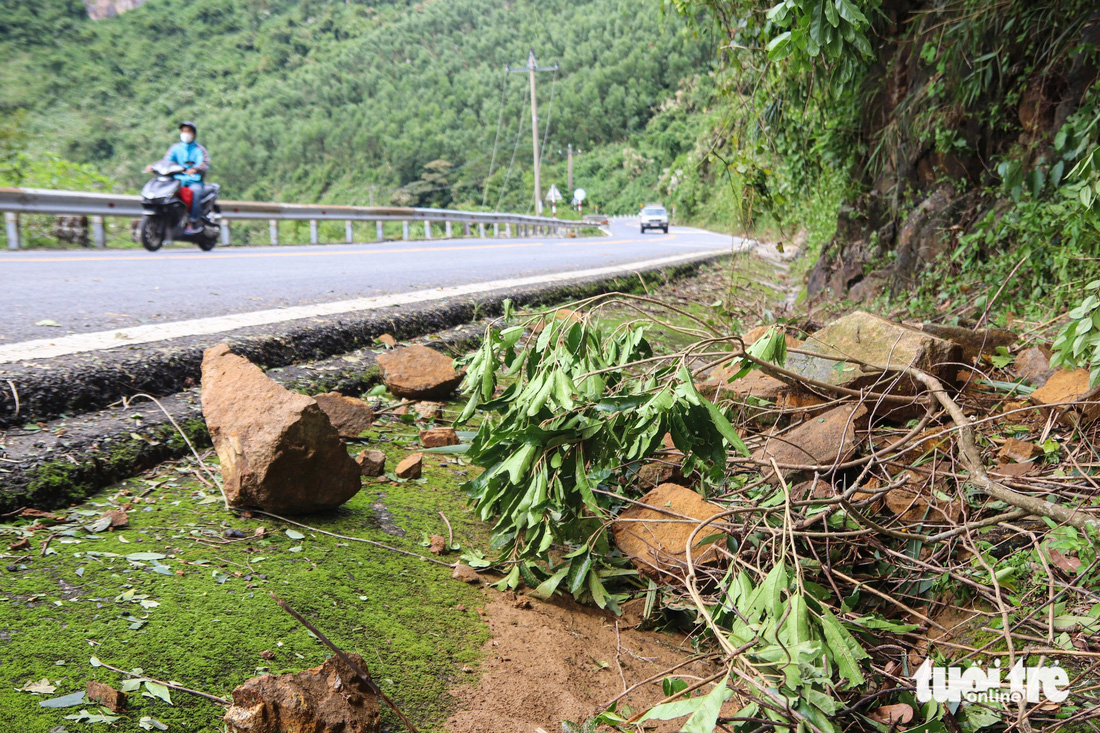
[345,221,354,244]
[269,220,279,245]
[5,212,20,250]
[310,220,319,245]
[91,215,106,249]
[445,221,452,238]
[478,223,485,238]
[424,221,432,239]
[402,221,409,241]
[376,221,384,242]
[505,223,512,237]
[463,223,471,237]
[493,223,499,237]
[221,220,231,245]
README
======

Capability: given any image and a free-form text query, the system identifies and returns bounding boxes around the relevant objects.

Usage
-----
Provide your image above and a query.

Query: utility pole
[567,144,573,192]
[509,50,557,216]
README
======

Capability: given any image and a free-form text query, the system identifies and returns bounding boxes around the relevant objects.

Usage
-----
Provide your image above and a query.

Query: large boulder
[375,345,464,399]
[752,403,868,484]
[313,392,374,438]
[611,483,727,580]
[201,344,361,514]
[224,653,380,733]
[785,311,960,392]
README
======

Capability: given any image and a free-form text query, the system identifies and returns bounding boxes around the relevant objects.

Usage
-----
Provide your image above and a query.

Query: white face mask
[180,132,195,144]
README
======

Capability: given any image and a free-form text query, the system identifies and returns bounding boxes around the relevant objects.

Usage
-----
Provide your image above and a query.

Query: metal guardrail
[0,186,590,249]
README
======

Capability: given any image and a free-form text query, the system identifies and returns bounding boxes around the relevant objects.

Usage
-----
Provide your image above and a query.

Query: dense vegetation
[0,0,716,215]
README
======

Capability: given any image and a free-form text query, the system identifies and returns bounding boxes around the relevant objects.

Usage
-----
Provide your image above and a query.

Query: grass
[0,402,491,732]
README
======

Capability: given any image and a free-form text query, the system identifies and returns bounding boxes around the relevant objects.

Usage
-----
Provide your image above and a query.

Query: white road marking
[0,247,731,363]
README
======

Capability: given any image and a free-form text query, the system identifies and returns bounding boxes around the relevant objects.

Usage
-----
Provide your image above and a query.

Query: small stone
[413,401,445,420]
[395,453,423,479]
[254,527,266,538]
[456,604,466,612]
[452,562,480,583]
[355,450,387,477]
[260,650,275,660]
[86,680,127,713]
[378,333,397,348]
[376,345,464,399]
[99,509,129,530]
[419,427,459,448]
[428,535,447,555]
[224,528,247,539]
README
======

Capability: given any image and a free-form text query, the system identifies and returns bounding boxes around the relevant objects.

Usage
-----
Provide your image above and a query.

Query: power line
[495,82,529,212]
[482,72,510,207]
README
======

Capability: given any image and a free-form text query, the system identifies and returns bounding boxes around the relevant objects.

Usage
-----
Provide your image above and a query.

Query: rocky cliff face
[83,0,148,20]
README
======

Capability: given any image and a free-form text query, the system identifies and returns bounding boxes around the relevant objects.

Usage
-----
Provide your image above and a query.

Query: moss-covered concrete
[0,403,490,732]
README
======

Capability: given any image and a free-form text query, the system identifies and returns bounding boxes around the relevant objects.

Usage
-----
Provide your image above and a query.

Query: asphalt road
[0,218,731,348]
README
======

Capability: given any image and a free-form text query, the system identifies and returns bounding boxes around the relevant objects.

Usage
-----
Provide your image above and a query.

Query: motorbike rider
[144,121,210,235]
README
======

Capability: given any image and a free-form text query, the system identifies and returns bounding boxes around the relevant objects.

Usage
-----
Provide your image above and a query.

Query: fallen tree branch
[91,658,229,706]
[905,367,1098,532]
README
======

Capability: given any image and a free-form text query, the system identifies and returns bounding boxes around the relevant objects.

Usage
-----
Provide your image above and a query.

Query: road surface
[0,218,735,358]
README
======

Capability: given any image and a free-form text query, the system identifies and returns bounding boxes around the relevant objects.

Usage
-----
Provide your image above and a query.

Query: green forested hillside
[0,0,715,211]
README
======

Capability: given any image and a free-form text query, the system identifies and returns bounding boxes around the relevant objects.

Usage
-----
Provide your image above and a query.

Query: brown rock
[224,653,380,733]
[997,437,1041,464]
[378,333,397,348]
[752,404,868,483]
[375,345,464,399]
[395,453,423,479]
[98,509,129,529]
[312,392,374,438]
[413,401,445,420]
[636,453,685,489]
[1031,369,1091,406]
[428,535,447,555]
[420,427,459,448]
[355,450,387,477]
[200,344,361,514]
[611,483,727,580]
[260,650,275,661]
[1013,346,1055,387]
[452,562,481,583]
[86,680,126,713]
[785,312,960,391]
[885,479,962,525]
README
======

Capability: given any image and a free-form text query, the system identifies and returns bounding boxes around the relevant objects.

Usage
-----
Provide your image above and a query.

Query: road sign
[573,188,587,202]
[545,184,562,203]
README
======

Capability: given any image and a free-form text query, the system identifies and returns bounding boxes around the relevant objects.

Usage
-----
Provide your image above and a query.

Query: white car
[639,205,669,234]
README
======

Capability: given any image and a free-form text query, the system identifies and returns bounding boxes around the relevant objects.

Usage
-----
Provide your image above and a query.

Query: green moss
[0,406,489,732]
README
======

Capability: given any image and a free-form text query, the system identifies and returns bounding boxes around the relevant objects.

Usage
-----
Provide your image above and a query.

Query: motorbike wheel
[197,235,217,252]
[140,216,167,252]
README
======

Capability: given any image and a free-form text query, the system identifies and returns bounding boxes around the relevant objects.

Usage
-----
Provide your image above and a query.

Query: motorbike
[139,162,221,252]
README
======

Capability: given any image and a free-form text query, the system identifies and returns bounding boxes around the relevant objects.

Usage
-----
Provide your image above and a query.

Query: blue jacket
[160,140,210,186]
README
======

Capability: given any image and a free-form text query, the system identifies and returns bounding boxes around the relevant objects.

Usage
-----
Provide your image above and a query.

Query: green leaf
[820,608,868,687]
[640,671,732,730]
[143,680,173,704]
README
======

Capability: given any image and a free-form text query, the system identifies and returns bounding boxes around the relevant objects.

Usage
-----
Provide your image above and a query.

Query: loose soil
[447,592,717,732]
